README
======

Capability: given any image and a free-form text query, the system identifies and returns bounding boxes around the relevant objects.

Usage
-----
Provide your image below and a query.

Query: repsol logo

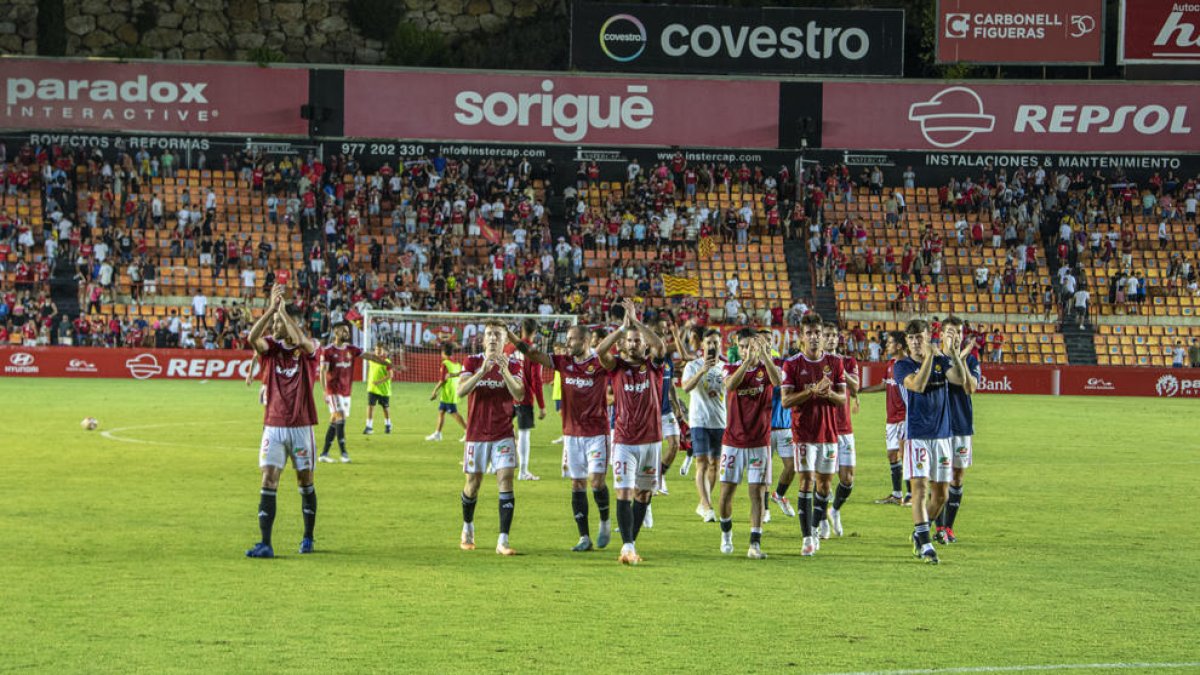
[454,80,653,142]
[5,75,210,106]
[1014,105,1191,135]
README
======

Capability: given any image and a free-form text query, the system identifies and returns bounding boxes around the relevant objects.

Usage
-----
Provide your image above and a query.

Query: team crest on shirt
[586,365,595,374]
[822,366,832,376]
[639,365,647,374]
[755,371,764,381]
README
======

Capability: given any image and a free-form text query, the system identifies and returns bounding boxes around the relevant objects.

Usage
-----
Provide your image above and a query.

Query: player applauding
[821,322,860,539]
[780,313,846,557]
[520,325,613,552]
[458,321,526,555]
[936,316,979,544]
[319,321,391,463]
[717,329,782,559]
[598,300,667,565]
[863,331,911,505]
[894,319,967,565]
[245,284,320,559]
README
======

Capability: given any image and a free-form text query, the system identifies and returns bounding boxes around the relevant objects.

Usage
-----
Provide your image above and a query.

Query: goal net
[360,310,579,385]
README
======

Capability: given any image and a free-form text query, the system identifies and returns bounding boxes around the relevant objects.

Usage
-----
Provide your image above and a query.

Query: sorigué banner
[342,69,780,148]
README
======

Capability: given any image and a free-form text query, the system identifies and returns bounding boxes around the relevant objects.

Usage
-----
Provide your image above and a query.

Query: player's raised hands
[815,376,832,394]
[269,283,285,308]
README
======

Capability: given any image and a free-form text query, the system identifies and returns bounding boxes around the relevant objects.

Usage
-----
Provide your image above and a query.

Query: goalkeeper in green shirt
[364,343,404,435]
[426,343,468,442]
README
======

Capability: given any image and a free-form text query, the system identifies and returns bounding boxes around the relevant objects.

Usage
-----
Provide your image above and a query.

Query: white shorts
[325,394,351,417]
[951,435,973,469]
[770,429,794,459]
[719,445,772,485]
[562,434,609,479]
[795,442,837,474]
[612,442,661,491]
[259,425,317,471]
[661,412,680,437]
[904,438,953,483]
[464,438,517,475]
[885,422,905,451]
[837,434,857,468]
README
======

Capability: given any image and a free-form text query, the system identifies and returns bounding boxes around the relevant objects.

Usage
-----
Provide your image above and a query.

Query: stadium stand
[4,133,1198,370]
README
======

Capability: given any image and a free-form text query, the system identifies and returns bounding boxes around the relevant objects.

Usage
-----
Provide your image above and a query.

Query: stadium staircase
[1062,323,1098,365]
[784,237,837,321]
[51,268,80,320]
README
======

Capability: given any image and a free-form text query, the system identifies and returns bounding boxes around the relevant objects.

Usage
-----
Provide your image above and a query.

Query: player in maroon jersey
[518,325,613,551]
[597,300,666,565]
[820,322,860,539]
[716,328,782,559]
[457,320,526,555]
[504,319,546,481]
[863,331,911,505]
[245,284,321,559]
[318,321,390,464]
[780,313,846,557]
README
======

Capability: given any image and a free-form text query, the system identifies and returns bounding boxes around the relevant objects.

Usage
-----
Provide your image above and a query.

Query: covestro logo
[600,14,647,62]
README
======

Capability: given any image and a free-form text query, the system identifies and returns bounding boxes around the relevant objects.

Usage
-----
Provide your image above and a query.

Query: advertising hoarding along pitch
[570,1,904,77]
[936,0,1104,65]
[0,59,309,135]
[822,82,1200,153]
[1119,0,1200,64]
[342,69,780,148]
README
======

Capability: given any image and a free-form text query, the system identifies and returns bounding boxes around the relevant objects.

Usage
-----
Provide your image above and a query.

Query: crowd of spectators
[6,136,1199,351]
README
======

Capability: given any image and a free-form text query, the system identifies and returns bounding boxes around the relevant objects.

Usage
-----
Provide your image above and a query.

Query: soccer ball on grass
[81,417,99,431]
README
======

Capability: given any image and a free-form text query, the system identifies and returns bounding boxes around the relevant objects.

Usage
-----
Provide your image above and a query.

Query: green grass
[1,379,1197,673]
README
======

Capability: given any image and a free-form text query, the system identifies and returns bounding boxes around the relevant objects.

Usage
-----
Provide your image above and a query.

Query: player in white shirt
[681,327,726,522]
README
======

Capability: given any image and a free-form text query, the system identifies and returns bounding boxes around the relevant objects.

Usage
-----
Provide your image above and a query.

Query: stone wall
[0,0,557,64]
[0,0,38,55]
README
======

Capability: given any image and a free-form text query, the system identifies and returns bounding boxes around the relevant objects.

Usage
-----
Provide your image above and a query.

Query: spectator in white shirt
[192,291,208,329]
[1073,288,1090,328]
[240,267,256,298]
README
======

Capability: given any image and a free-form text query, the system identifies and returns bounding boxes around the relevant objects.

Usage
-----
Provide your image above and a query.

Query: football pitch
[2,378,1198,674]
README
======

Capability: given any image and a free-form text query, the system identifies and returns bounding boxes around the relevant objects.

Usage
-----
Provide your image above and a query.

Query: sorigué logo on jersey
[599,14,647,62]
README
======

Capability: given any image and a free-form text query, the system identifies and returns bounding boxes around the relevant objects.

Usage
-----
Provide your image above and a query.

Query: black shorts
[368,392,390,408]
[514,404,535,430]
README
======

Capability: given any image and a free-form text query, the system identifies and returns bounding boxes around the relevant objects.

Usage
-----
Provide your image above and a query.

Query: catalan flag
[698,235,716,260]
[662,274,700,297]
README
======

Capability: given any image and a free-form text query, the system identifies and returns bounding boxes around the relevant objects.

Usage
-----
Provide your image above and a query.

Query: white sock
[463,522,474,535]
[498,533,509,547]
[366,420,373,428]
[517,429,531,473]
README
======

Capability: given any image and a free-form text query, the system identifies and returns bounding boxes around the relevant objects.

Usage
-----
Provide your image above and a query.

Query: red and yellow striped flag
[662,274,700,297]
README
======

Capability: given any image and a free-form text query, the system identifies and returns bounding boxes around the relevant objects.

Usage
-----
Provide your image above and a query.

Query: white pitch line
[100,420,245,451]
[821,662,1200,675]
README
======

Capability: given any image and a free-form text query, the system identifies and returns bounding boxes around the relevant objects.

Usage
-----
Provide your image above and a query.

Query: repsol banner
[0,346,259,380]
[0,58,309,135]
[570,1,904,77]
[823,81,1200,153]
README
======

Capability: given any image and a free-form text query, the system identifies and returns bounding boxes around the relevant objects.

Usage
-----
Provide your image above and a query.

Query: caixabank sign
[570,1,904,77]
